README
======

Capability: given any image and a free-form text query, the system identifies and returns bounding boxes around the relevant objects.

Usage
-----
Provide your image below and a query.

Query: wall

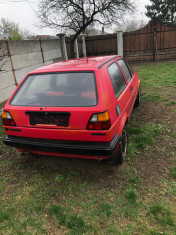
[0,39,62,104]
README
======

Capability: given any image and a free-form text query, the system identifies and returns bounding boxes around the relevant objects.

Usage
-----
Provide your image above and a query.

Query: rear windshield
[10,72,97,107]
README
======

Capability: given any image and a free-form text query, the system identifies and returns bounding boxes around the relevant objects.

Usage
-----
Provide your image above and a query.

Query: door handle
[130,86,133,91]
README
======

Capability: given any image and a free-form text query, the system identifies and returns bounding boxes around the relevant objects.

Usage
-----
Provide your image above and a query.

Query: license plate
[26,112,70,127]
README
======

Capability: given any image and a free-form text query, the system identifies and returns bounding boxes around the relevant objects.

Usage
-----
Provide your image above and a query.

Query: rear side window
[10,72,97,107]
[108,63,126,98]
[117,59,132,83]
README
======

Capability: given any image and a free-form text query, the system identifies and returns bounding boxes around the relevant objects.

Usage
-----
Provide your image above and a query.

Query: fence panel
[123,19,176,62]
[85,34,117,56]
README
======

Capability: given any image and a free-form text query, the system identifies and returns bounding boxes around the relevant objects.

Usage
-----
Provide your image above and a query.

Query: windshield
[10,72,97,107]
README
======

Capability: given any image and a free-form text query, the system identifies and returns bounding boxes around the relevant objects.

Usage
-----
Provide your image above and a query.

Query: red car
[2,55,140,164]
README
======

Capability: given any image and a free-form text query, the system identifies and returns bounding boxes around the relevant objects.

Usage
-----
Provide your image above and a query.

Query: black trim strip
[98,56,119,69]
[25,111,70,115]
[3,134,120,156]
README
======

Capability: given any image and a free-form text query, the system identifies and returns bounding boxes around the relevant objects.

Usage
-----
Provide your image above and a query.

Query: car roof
[32,55,121,73]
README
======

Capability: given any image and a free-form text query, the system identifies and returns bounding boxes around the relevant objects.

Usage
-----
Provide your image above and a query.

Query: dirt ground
[1,100,175,190]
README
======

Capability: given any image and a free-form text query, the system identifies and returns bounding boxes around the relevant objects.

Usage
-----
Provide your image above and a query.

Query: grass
[0,62,176,234]
[136,62,176,105]
[127,123,163,157]
[49,204,86,232]
[124,188,138,204]
[172,166,176,178]
[150,203,175,227]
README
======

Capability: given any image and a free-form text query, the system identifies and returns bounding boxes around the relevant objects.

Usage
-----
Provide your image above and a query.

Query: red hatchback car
[2,55,140,164]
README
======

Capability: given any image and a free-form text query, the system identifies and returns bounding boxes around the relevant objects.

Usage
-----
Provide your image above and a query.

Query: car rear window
[10,72,97,107]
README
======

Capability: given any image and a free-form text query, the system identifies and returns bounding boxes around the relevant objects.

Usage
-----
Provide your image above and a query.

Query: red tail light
[2,111,16,126]
[87,111,111,130]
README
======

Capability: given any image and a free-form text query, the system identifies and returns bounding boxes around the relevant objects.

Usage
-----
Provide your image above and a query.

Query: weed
[66,214,85,232]
[49,204,67,224]
[49,204,86,233]
[129,176,138,184]
[172,166,176,178]
[121,204,139,218]
[55,174,64,183]
[18,164,24,169]
[0,208,9,223]
[99,203,113,217]
[150,203,174,226]
[171,131,176,139]
[124,189,137,204]
[166,101,176,106]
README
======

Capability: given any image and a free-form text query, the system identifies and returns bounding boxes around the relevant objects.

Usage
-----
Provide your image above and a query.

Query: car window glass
[117,59,132,83]
[108,62,126,98]
[10,72,97,107]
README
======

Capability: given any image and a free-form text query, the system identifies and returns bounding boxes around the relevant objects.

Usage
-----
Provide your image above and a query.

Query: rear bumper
[3,134,120,156]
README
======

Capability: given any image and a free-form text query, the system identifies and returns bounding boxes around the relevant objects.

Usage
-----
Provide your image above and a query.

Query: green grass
[124,189,138,204]
[0,62,176,234]
[137,63,176,88]
[136,62,176,104]
[172,166,176,178]
[127,123,163,157]
[150,203,175,227]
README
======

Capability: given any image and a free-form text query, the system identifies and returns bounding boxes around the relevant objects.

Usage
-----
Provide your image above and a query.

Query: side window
[108,62,126,98]
[117,59,133,83]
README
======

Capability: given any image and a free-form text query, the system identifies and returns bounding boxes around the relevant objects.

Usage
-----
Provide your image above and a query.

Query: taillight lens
[87,111,111,130]
[2,111,16,126]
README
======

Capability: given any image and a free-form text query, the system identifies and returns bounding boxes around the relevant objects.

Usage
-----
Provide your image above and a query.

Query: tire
[108,127,128,164]
[134,86,141,107]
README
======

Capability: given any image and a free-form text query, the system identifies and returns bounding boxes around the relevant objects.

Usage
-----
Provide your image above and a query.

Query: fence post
[153,16,157,62]
[5,40,18,87]
[74,38,79,58]
[39,39,45,64]
[80,34,87,57]
[117,31,123,57]
[56,33,68,60]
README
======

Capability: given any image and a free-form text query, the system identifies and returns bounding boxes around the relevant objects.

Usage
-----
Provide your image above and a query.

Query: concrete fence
[0,38,65,104]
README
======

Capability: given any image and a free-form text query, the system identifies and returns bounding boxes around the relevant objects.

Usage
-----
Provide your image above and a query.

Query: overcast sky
[0,0,151,36]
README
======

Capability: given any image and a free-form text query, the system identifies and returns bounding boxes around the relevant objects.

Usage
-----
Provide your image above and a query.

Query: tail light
[2,111,16,126]
[87,111,111,130]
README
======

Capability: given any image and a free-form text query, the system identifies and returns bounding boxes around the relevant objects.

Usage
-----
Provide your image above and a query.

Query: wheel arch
[118,112,128,136]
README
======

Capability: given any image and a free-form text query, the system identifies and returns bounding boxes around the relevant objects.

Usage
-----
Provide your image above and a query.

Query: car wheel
[134,86,140,107]
[108,127,128,164]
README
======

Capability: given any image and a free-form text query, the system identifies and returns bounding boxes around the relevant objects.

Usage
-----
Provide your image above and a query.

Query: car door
[116,59,137,116]
[107,62,129,120]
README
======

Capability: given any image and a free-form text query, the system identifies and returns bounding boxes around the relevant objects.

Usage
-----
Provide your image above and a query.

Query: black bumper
[3,134,120,156]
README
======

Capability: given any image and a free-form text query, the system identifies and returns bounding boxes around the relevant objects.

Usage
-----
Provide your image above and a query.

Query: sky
[0,0,151,36]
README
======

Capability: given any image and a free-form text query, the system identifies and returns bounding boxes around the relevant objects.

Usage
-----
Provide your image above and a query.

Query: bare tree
[38,0,134,57]
[0,40,8,72]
